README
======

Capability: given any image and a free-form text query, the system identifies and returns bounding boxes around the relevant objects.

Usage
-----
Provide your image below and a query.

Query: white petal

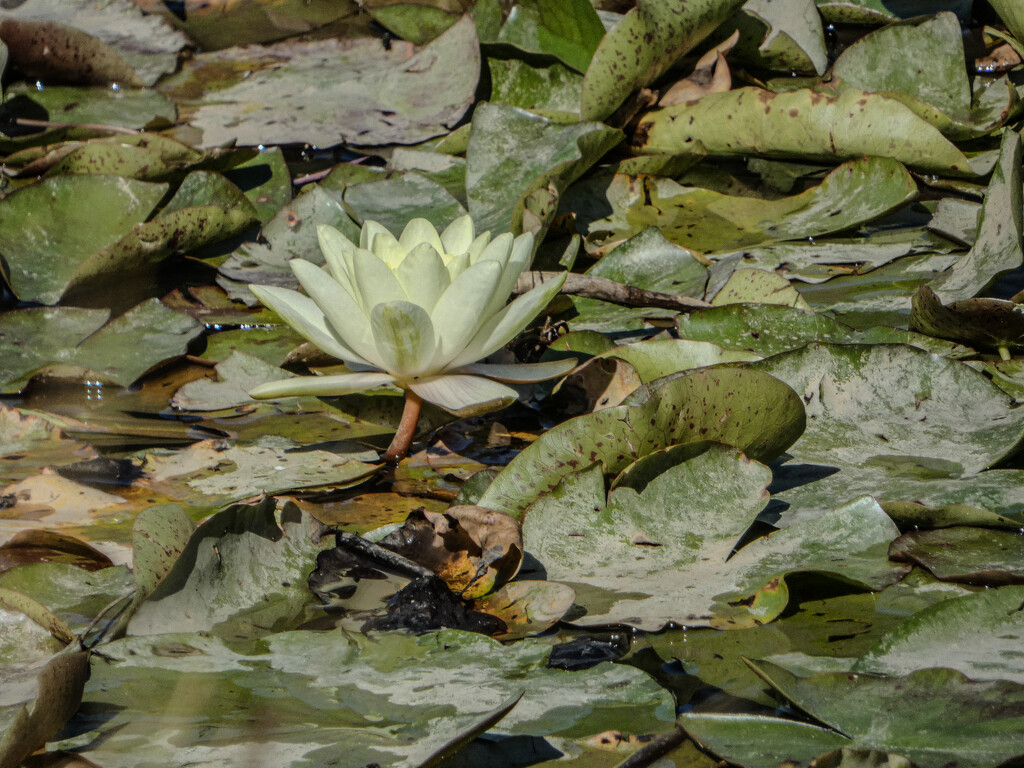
[467,231,491,263]
[430,260,503,367]
[408,374,517,417]
[476,232,513,267]
[454,358,578,382]
[440,215,475,255]
[317,225,358,295]
[482,231,533,320]
[360,220,392,250]
[370,301,437,380]
[445,251,471,281]
[447,271,567,369]
[289,260,381,367]
[399,218,445,255]
[372,236,407,270]
[394,242,451,312]
[249,283,372,366]
[352,246,410,307]
[249,372,396,399]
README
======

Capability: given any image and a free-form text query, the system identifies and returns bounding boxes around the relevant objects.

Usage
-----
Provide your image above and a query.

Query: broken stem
[383,389,423,462]
[999,345,1012,362]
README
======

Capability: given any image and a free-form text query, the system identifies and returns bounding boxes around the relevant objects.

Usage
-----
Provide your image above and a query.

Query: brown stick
[383,389,423,462]
[516,270,712,313]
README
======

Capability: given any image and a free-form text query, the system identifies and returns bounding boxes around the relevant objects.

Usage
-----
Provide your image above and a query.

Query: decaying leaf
[379,505,523,599]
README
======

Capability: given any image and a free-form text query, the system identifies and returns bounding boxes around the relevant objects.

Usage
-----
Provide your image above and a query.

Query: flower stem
[383,389,423,462]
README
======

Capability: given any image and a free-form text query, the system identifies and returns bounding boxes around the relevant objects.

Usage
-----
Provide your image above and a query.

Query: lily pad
[751,343,1024,475]
[217,184,359,300]
[6,301,192,392]
[650,574,968,705]
[911,284,1024,352]
[139,436,378,505]
[0,0,187,86]
[584,157,917,253]
[772,462,1024,528]
[682,661,1024,768]
[580,0,746,120]
[636,87,978,174]
[523,450,905,629]
[127,499,326,641]
[855,586,1024,683]
[0,174,165,304]
[496,0,605,73]
[478,367,805,518]
[889,527,1024,585]
[588,226,708,297]
[727,0,828,76]
[171,351,296,411]
[0,563,133,633]
[711,268,811,309]
[67,627,672,767]
[160,15,481,148]
[929,131,1024,302]
[828,13,1012,140]
[465,102,621,234]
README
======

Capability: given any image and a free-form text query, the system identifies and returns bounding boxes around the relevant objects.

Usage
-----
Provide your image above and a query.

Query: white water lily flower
[247,215,575,458]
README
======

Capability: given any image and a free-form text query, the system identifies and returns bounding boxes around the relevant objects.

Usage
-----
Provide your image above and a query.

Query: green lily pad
[712,241,915,284]
[0,563,133,634]
[651,572,970,705]
[388,148,468,205]
[772,463,1024,528]
[66,627,672,767]
[226,146,293,224]
[855,586,1024,683]
[478,367,805,518]
[160,15,480,148]
[0,300,203,393]
[711,268,811,309]
[0,174,165,304]
[496,0,604,73]
[126,499,326,641]
[990,0,1024,43]
[681,661,1024,768]
[828,13,1016,140]
[816,0,971,25]
[344,172,466,234]
[911,284,1024,352]
[585,157,917,253]
[751,343,1024,475]
[589,226,708,297]
[727,0,828,75]
[929,131,1024,302]
[523,450,905,629]
[595,338,760,383]
[140,436,378,506]
[362,0,465,45]
[171,351,296,412]
[889,527,1024,585]
[217,184,358,301]
[465,102,621,234]
[487,57,584,117]
[928,198,979,246]
[0,83,175,150]
[580,0,746,121]
[636,87,977,174]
